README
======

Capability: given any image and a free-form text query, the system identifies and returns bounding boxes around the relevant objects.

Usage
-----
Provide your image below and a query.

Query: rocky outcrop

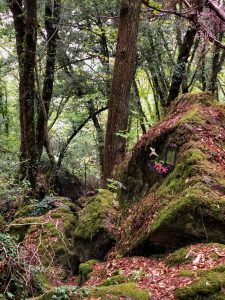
[113,92,225,256]
[74,189,118,262]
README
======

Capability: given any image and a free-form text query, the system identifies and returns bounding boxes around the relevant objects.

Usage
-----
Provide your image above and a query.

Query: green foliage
[14,197,56,218]
[39,286,90,300]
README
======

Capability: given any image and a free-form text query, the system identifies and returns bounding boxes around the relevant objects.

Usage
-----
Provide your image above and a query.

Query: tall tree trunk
[166,27,196,106]
[8,0,26,176]
[208,34,225,96]
[103,0,142,181]
[9,0,38,189]
[22,0,38,189]
[36,0,61,163]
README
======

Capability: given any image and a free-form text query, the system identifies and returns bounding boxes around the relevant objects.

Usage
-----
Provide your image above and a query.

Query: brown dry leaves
[85,243,225,300]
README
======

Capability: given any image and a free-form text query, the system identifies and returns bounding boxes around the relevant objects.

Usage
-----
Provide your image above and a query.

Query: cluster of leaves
[49,286,90,300]
[30,197,56,217]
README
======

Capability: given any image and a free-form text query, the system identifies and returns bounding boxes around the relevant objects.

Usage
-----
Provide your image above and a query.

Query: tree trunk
[209,34,225,96]
[36,0,61,162]
[8,0,27,176]
[103,0,142,181]
[22,0,38,189]
[166,27,196,106]
[9,0,38,189]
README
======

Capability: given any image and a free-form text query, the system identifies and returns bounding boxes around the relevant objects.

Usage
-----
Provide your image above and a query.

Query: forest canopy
[1,0,225,192]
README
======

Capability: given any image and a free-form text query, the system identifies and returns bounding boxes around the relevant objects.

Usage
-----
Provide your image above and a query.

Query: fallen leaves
[85,243,225,300]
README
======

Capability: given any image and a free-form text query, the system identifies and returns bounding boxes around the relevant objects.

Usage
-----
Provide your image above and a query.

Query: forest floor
[53,243,225,299]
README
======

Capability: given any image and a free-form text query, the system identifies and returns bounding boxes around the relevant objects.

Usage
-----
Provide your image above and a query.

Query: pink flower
[154,162,169,174]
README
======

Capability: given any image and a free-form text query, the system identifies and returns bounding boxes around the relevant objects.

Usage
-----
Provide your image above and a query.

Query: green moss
[166,247,192,266]
[79,260,98,277]
[179,269,196,277]
[9,216,43,241]
[179,105,204,125]
[74,189,117,239]
[79,260,98,285]
[175,265,225,299]
[14,204,37,218]
[172,92,216,109]
[11,205,76,269]
[51,208,77,237]
[149,185,201,234]
[156,146,205,200]
[0,216,5,230]
[92,283,150,300]
[100,275,130,286]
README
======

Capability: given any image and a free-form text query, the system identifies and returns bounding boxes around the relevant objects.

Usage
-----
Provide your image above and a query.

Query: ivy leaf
[6,292,14,299]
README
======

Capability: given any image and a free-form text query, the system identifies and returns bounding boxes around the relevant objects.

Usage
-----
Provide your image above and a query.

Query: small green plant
[31,197,56,217]
[50,286,90,300]
[107,178,126,192]
[130,268,146,281]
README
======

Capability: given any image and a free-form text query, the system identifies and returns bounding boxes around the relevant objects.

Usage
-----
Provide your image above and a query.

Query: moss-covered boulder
[91,283,150,300]
[114,92,225,256]
[9,197,79,275]
[74,189,118,261]
[99,274,130,286]
[38,283,149,300]
[175,265,225,299]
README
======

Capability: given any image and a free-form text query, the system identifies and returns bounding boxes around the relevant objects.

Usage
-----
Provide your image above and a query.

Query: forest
[1,0,225,299]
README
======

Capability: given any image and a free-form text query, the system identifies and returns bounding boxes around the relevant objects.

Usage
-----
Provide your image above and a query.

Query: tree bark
[9,0,38,189]
[22,0,38,189]
[36,0,61,162]
[166,27,196,106]
[209,34,225,96]
[103,0,142,181]
[8,0,27,175]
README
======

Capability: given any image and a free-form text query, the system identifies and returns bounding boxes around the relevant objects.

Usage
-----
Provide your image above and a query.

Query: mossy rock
[175,265,225,299]
[113,92,225,256]
[74,189,118,261]
[79,259,98,285]
[100,275,130,286]
[179,269,196,278]
[91,283,150,300]
[165,246,192,266]
[14,197,78,219]
[9,198,79,274]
